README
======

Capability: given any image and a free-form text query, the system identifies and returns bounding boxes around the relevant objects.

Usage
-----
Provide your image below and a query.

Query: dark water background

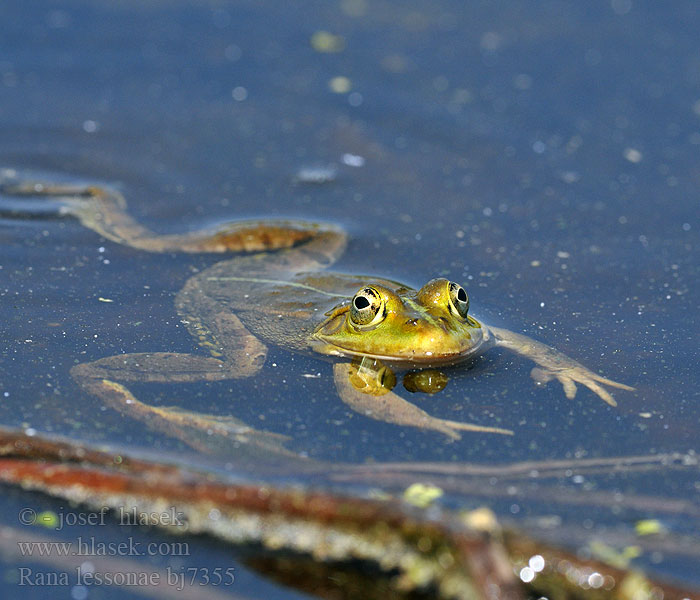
[1,0,698,597]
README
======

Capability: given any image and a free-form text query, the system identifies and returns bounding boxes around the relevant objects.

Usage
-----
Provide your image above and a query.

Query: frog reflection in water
[3,180,633,449]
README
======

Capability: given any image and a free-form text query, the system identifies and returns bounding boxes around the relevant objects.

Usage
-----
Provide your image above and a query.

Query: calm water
[1,0,698,597]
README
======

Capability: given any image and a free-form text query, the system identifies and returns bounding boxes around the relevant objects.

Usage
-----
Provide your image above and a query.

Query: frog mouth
[310,335,485,368]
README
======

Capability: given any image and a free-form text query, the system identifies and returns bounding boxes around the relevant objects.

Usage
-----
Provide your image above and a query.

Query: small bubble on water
[82,120,99,133]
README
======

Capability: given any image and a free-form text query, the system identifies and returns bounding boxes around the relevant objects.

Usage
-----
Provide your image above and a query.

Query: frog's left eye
[350,287,385,327]
[448,282,469,318]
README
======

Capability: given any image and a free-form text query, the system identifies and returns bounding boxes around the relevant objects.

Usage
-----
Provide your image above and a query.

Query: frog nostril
[405,318,418,326]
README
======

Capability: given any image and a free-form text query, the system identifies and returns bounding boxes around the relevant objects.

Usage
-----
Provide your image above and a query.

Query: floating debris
[341,153,365,167]
[403,483,444,508]
[310,31,345,53]
[329,76,352,93]
[635,519,667,536]
[623,147,643,163]
[295,165,338,184]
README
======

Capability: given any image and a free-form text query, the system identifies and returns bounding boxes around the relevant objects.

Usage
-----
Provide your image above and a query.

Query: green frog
[1,178,632,448]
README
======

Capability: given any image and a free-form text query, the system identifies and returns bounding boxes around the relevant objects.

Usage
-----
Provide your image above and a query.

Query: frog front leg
[489,326,634,406]
[0,178,337,253]
[333,358,513,440]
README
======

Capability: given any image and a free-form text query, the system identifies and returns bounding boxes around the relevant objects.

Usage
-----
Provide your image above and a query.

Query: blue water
[1,0,698,596]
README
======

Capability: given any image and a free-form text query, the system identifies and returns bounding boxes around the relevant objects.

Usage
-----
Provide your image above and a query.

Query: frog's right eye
[350,287,385,327]
[447,282,469,319]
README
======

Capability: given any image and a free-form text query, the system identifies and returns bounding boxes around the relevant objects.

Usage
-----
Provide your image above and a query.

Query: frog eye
[350,287,385,326]
[448,282,469,318]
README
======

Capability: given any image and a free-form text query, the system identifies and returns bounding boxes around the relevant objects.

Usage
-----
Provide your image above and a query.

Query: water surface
[1,0,698,597]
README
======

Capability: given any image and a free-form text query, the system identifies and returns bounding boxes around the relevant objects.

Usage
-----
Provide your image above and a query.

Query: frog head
[312,278,486,366]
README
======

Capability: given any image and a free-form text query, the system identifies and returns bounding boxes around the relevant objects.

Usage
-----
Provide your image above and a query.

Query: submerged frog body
[1,178,633,448]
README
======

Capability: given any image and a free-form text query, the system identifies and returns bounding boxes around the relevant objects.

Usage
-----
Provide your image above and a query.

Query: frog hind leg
[489,326,634,407]
[0,177,338,254]
[69,308,287,456]
[332,361,513,440]
[75,377,293,459]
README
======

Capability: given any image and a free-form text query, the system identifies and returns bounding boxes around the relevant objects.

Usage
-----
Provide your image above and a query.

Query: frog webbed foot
[0,176,164,250]
[74,377,296,459]
[141,404,294,458]
[0,177,101,218]
[530,366,634,407]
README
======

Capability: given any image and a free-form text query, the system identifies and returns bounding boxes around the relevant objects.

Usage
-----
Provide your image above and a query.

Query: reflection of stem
[321,453,700,518]
[337,452,695,478]
[331,468,700,517]
[321,453,699,512]
[511,520,700,560]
